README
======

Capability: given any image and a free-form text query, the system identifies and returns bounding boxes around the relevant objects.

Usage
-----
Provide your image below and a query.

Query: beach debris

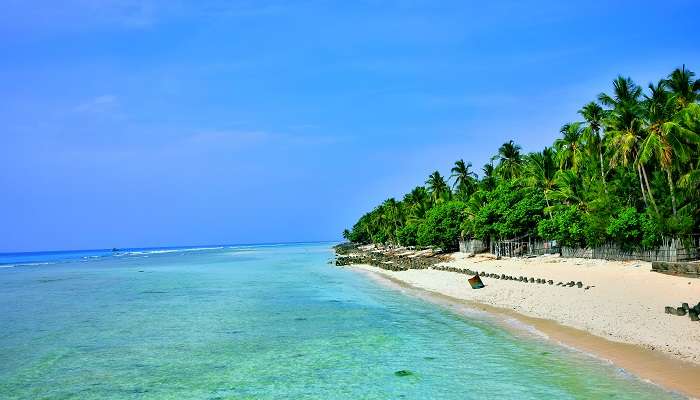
[394,370,413,377]
[682,303,690,311]
[547,280,553,285]
[576,282,583,288]
[468,274,485,289]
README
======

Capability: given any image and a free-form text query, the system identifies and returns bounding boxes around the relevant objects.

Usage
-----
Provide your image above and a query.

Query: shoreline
[349,262,700,399]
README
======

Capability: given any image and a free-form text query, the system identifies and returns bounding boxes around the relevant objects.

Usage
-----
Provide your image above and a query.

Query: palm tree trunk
[598,142,607,193]
[641,165,660,216]
[666,168,678,215]
[543,190,552,217]
[637,164,648,207]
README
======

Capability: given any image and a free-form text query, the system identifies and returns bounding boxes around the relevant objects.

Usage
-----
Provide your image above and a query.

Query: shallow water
[0,243,683,399]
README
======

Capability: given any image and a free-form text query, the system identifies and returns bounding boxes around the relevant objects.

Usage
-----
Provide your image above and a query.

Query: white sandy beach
[352,253,700,365]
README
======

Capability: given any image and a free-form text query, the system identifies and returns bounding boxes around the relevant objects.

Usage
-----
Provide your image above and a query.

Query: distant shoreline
[343,253,700,398]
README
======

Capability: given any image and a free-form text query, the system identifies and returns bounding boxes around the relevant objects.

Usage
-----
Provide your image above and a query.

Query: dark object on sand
[468,274,485,289]
[676,307,687,316]
[689,310,700,321]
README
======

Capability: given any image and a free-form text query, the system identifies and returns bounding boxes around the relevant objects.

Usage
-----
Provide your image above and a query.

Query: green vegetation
[345,66,700,252]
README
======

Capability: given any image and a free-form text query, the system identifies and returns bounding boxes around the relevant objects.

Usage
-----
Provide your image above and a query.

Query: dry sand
[350,253,700,398]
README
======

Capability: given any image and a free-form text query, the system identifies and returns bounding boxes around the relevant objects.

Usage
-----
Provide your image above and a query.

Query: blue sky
[1,1,699,252]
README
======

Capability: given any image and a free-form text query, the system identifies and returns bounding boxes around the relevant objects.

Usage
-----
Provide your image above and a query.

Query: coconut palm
[549,169,585,206]
[450,159,478,197]
[382,198,403,239]
[554,122,586,172]
[598,76,643,110]
[665,65,700,109]
[403,186,430,220]
[579,102,607,185]
[639,80,677,214]
[495,140,522,180]
[642,101,700,215]
[601,75,660,215]
[481,162,496,191]
[605,103,659,215]
[524,147,557,214]
[426,171,450,203]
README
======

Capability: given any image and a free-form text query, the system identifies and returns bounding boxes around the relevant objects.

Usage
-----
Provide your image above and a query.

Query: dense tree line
[344,66,700,252]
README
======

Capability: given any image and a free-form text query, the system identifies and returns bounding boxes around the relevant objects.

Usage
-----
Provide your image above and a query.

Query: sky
[1,0,699,252]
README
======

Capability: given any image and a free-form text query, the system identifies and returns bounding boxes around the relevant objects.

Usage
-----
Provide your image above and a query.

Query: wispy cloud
[73,95,118,113]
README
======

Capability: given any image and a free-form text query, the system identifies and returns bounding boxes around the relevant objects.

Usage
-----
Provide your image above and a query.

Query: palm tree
[524,147,557,214]
[600,75,660,215]
[450,159,477,197]
[342,229,351,241]
[554,122,586,172]
[676,104,700,218]
[640,80,677,214]
[426,171,450,203]
[495,140,522,180]
[382,198,403,241]
[665,65,700,110]
[598,76,643,110]
[549,169,585,206]
[641,100,700,215]
[579,102,607,186]
[605,104,659,215]
[403,186,430,221]
[481,162,496,191]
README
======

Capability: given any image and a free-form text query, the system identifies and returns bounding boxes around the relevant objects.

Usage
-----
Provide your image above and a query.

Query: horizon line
[0,240,340,256]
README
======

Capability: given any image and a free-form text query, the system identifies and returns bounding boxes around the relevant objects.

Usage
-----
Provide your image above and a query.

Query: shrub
[396,222,419,247]
[606,207,642,249]
[416,201,466,251]
[537,205,586,248]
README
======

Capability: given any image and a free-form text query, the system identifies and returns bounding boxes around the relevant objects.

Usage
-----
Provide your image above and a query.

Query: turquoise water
[0,243,683,399]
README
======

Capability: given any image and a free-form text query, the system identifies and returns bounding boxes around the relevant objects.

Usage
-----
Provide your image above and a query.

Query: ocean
[0,243,682,399]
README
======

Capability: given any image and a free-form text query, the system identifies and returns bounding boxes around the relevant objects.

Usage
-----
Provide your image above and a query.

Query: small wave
[0,261,54,268]
[503,317,550,340]
[122,246,224,256]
